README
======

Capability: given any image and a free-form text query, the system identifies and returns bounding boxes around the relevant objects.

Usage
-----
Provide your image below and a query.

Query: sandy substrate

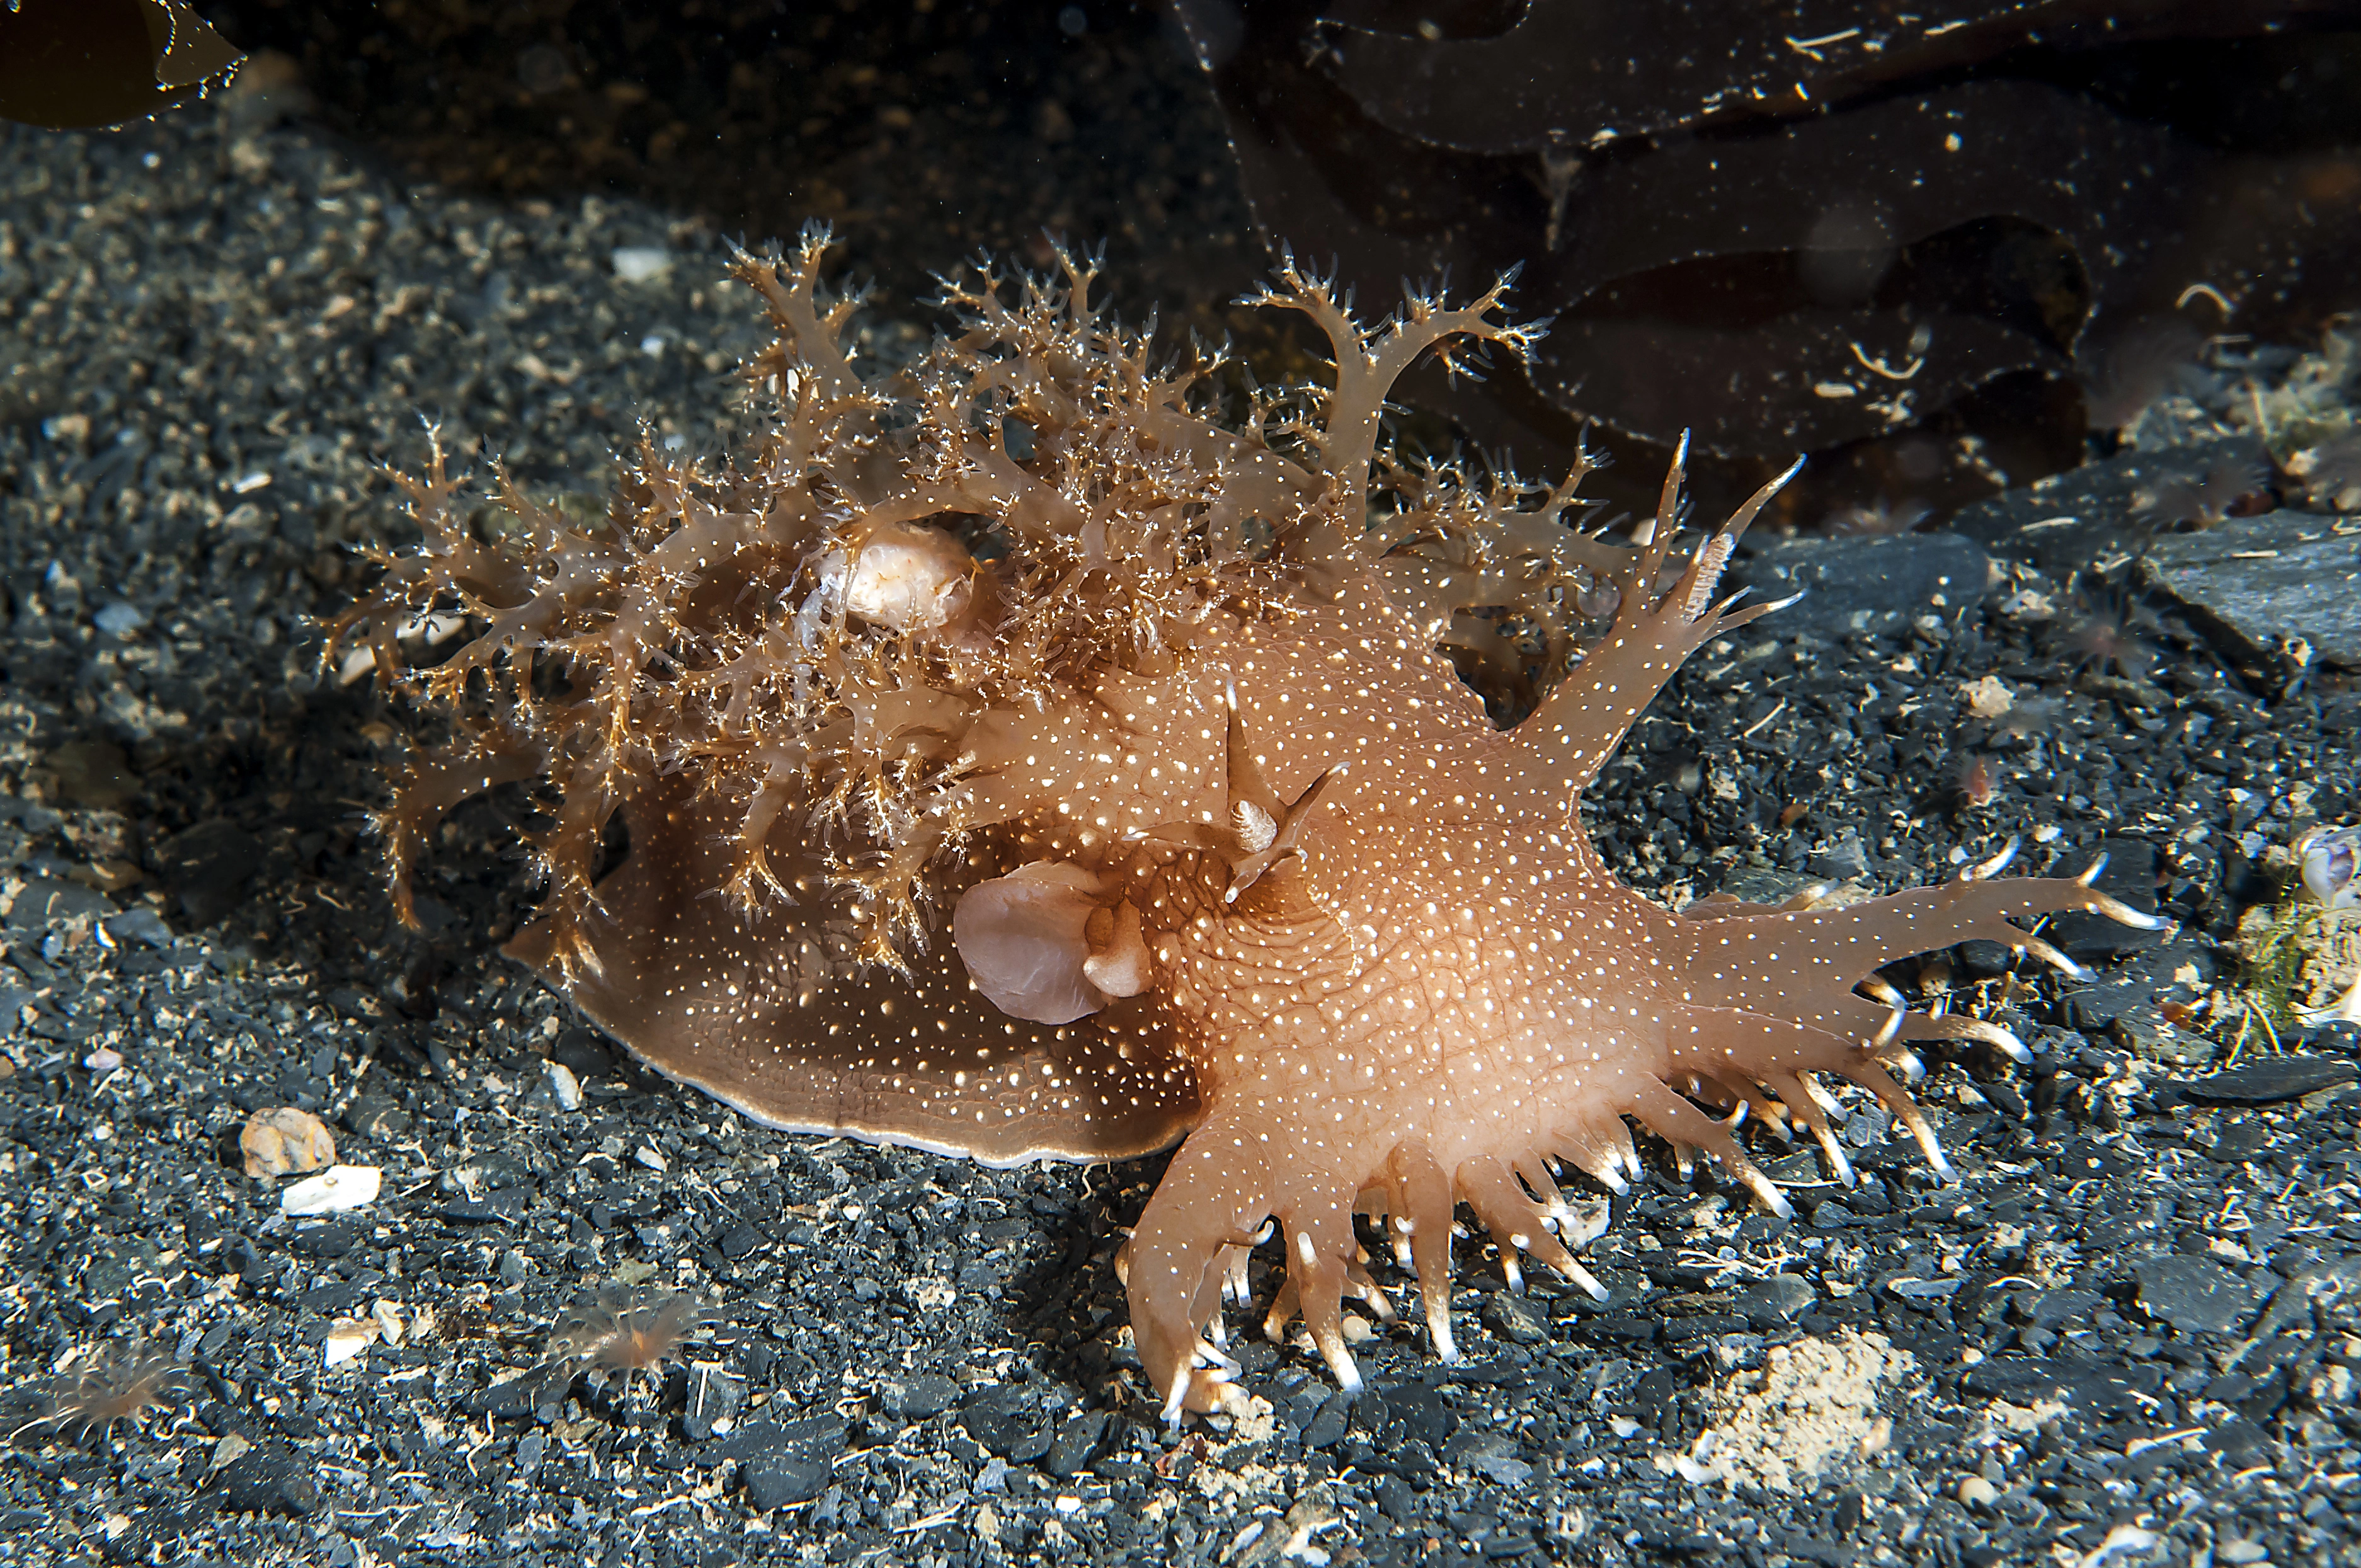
[3,96,2360,1568]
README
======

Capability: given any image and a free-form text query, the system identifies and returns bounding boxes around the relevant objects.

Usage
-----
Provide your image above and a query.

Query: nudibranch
[334,230,2158,1418]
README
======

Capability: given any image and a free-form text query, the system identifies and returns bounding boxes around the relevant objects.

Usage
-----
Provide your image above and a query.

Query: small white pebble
[2081,1525,2161,1568]
[634,1145,668,1172]
[92,603,144,638]
[544,1058,583,1111]
[1957,1475,1999,1508]
[610,246,674,283]
[82,1046,123,1073]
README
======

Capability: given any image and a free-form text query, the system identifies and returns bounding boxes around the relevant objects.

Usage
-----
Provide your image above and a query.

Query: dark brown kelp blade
[0,0,243,130]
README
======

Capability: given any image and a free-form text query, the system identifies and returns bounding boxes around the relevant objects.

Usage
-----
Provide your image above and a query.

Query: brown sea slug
[334,231,2157,1418]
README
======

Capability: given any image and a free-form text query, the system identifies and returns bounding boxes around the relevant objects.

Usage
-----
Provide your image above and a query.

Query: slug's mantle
[334,231,2158,1417]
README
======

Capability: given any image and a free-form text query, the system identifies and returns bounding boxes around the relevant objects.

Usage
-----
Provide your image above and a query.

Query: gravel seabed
[3,98,2361,1568]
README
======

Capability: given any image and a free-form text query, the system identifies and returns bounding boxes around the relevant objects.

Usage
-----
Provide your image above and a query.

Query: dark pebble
[156,819,263,925]
[1481,1291,1550,1344]
[1043,1409,1111,1477]
[743,1453,833,1511]
[719,1414,847,1508]
[879,1373,960,1418]
[1300,1390,1353,1450]
[216,1448,320,1516]
[1735,1273,1814,1327]
[2134,1255,2265,1334]
[958,1390,1056,1463]
[2181,1055,2360,1104]
[1725,532,1996,638]
[5,876,113,929]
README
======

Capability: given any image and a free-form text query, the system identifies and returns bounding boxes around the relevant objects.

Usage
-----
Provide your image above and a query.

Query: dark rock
[1300,1391,1352,1450]
[2114,1004,2207,1068]
[958,1388,1056,1463]
[103,907,172,947]
[1373,1383,1457,1446]
[1482,1291,1550,1344]
[2306,1021,2361,1055]
[1948,437,2265,573]
[2205,1417,2271,1463]
[1725,532,1997,636]
[47,739,139,811]
[1445,1428,1535,1487]
[551,1026,618,1079]
[343,1094,412,1141]
[1805,834,1870,884]
[2016,1288,2105,1330]
[683,1365,743,1443]
[5,875,113,929]
[721,1414,847,1508]
[440,1189,531,1224]
[467,1361,575,1418]
[2051,1138,2132,1181]
[2210,1119,2272,1162]
[286,1223,356,1259]
[2134,1255,2264,1334]
[216,1446,321,1515]
[1957,939,2015,978]
[1735,1273,1814,1327]
[1958,1357,2158,1417]
[2139,510,2361,670]
[743,1454,832,1511]
[2180,1055,2360,1105]
[1043,1410,1111,1477]
[879,1373,959,1419]
[1981,1079,2030,1119]
[156,819,263,925]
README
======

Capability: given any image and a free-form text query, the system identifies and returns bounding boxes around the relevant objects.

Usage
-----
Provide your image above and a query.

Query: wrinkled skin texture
[338,233,2155,1416]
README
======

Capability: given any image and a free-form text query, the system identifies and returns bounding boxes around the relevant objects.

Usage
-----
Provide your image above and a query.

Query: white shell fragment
[282,1164,383,1216]
[842,522,975,632]
[323,1317,380,1368]
[2297,824,2358,910]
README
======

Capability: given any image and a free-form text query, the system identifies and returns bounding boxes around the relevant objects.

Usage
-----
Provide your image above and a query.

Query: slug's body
[339,232,2155,1417]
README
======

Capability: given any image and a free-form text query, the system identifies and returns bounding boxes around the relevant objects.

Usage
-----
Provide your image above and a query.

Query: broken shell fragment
[843,522,976,632]
[323,1317,380,1368]
[282,1164,383,1216]
[2297,824,2358,910]
[241,1106,337,1178]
